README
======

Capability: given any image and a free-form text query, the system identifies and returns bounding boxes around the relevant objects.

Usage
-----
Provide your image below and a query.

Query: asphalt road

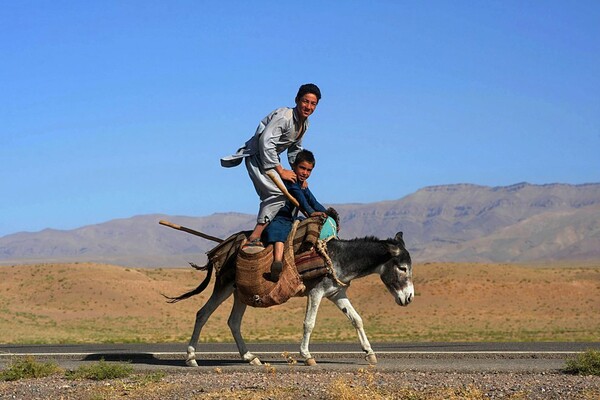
[2,342,598,372]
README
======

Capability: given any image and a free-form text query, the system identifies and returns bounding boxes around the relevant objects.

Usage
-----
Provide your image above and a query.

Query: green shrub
[65,359,133,380]
[0,357,61,381]
[564,349,600,376]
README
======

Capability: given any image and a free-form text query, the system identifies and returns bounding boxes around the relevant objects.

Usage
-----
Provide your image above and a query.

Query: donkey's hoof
[366,354,378,365]
[186,358,198,367]
[243,352,262,365]
[305,358,317,366]
[249,357,262,366]
[186,346,198,367]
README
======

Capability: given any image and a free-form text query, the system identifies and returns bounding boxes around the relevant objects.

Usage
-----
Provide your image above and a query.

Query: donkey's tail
[162,262,214,303]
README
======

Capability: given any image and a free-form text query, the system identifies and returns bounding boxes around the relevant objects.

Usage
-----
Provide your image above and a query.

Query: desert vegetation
[564,349,600,376]
[1,355,599,399]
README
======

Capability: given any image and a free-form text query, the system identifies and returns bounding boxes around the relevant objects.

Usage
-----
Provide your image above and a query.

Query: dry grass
[0,261,598,344]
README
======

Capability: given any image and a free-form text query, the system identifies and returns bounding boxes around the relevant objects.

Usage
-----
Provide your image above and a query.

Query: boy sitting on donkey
[263,149,327,281]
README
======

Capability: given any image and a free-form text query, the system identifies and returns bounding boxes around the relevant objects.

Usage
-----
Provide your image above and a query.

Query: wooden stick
[265,170,309,217]
[266,170,300,207]
[159,220,224,243]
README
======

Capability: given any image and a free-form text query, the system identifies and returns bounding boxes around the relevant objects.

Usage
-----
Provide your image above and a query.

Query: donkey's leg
[228,292,261,365]
[330,291,377,365]
[300,289,324,366]
[186,281,235,367]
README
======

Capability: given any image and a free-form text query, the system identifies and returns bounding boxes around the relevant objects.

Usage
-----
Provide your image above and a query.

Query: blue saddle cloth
[319,216,338,240]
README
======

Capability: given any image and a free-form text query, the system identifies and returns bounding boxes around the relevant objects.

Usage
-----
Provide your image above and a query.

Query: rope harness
[315,236,346,287]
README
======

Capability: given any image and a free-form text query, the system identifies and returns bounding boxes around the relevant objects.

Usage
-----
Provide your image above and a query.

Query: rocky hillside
[1,182,598,267]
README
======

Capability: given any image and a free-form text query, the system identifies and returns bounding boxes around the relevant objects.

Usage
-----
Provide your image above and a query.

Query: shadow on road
[82,353,292,367]
[82,353,358,367]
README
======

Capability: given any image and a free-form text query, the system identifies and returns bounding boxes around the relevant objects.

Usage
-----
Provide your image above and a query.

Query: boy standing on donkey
[220,84,322,250]
[263,149,327,281]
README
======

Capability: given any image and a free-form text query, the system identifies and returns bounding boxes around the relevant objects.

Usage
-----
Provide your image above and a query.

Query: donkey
[167,232,413,366]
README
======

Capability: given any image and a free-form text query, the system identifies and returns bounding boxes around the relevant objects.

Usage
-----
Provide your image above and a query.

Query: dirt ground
[0,261,598,344]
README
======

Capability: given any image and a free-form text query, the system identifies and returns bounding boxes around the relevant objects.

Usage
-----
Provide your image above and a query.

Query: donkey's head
[380,232,414,306]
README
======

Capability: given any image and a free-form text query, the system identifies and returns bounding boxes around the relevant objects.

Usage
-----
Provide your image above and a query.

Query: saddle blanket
[207,216,329,277]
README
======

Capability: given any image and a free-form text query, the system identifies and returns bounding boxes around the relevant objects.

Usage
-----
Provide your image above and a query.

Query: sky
[1,1,599,237]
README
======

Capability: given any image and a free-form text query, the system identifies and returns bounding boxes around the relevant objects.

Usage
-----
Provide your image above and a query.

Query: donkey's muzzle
[395,284,414,306]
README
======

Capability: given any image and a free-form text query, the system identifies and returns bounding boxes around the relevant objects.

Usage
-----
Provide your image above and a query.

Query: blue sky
[1,1,599,237]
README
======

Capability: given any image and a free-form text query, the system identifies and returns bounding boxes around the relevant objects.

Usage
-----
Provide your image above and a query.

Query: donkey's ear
[395,232,404,241]
[387,244,401,256]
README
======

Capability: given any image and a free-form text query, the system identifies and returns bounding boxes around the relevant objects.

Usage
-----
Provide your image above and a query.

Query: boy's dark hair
[293,149,316,166]
[296,83,321,102]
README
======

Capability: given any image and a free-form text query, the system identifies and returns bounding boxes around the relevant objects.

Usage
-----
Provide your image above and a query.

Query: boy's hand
[310,212,326,218]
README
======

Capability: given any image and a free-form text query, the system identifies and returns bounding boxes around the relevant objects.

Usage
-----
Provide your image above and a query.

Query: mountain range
[1,182,599,267]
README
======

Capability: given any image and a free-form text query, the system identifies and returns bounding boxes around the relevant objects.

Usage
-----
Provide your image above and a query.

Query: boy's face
[293,161,314,184]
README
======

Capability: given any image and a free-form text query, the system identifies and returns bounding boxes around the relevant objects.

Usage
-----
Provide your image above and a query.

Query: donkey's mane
[341,235,406,250]
[345,236,381,243]
[344,236,398,244]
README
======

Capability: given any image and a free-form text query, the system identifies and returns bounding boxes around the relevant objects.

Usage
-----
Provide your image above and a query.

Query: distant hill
[1,182,599,267]
[333,182,600,263]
